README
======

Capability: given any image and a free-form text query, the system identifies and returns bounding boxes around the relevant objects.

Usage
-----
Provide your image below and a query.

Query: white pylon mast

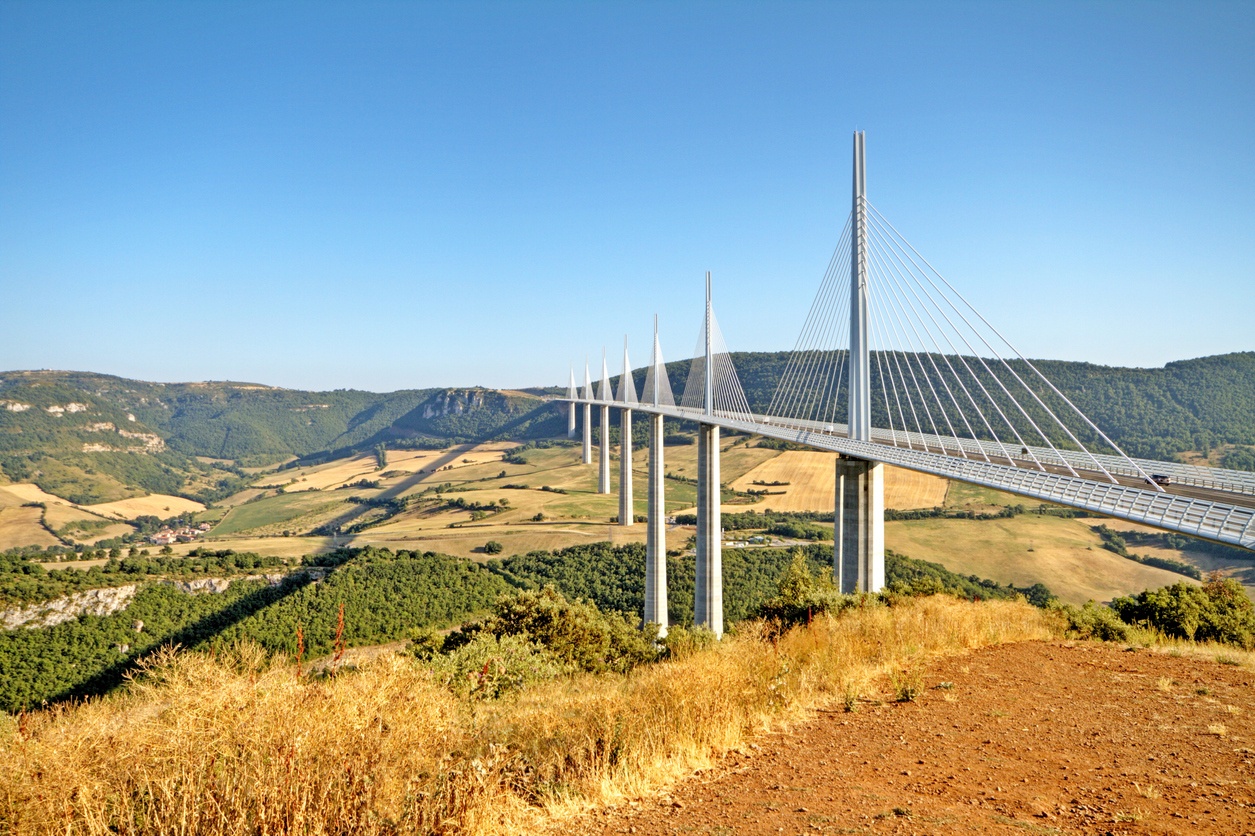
[704,272,713,417]
[849,131,871,442]
[652,315,660,404]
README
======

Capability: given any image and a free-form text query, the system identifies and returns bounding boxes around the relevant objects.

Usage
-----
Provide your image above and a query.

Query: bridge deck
[567,398,1255,551]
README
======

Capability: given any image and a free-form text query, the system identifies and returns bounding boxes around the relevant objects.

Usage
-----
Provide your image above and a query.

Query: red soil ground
[557,641,1255,835]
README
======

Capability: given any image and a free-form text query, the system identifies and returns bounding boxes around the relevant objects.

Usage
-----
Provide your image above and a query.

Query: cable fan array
[766,202,1158,487]
[678,302,754,422]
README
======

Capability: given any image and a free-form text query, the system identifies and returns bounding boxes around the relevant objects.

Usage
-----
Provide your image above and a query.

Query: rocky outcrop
[2,568,327,631]
[2,585,138,630]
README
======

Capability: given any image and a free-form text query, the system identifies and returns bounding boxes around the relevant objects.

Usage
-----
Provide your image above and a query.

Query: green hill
[3,351,1253,506]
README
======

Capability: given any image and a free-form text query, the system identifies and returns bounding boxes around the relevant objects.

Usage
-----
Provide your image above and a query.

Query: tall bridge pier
[693,273,724,637]
[645,410,667,635]
[598,352,611,494]
[619,338,636,526]
[581,361,593,465]
[837,130,885,594]
[695,422,722,637]
[567,368,577,439]
[643,318,669,636]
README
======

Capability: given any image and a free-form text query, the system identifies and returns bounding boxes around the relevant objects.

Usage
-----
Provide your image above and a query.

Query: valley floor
[556,641,1255,835]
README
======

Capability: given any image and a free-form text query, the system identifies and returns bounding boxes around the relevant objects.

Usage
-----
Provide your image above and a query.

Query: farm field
[41,503,133,544]
[885,513,1190,604]
[0,506,59,550]
[85,494,205,520]
[1098,519,1255,590]
[210,491,344,537]
[728,451,948,512]
[0,483,68,506]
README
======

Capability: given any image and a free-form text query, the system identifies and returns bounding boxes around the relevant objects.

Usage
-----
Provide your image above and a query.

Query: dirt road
[557,641,1255,835]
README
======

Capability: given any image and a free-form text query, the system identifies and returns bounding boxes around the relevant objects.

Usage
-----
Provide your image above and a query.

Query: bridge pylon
[694,273,724,637]
[598,350,612,494]
[643,315,671,636]
[581,360,593,465]
[838,130,885,593]
[618,336,637,526]
[567,367,577,439]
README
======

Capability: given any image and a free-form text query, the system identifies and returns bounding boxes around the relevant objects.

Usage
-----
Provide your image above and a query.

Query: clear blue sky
[2,1,1251,392]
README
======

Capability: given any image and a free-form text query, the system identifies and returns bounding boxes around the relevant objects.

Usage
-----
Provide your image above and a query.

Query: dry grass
[86,493,205,520]
[0,596,1053,836]
[0,507,59,550]
[885,514,1191,605]
[728,454,947,513]
[0,483,67,506]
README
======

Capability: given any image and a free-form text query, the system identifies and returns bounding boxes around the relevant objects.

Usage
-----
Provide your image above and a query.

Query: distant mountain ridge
[2,351,1253,503]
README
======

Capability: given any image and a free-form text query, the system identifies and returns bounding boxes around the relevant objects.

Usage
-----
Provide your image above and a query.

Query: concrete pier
[581,403,592,464]
[619,408,634,525]
[645,412,667,635]
[694,423,722,637]
[835,455,885,593]
[599,405,611,494]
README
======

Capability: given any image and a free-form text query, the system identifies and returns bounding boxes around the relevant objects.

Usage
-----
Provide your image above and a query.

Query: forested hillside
[0,541,1041,711]
[3,350,1252,505]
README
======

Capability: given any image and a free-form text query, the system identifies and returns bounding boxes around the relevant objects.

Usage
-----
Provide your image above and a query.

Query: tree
[484,541,504,555]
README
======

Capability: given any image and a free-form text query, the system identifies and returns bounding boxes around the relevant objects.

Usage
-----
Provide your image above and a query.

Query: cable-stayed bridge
[563,133,1255,638]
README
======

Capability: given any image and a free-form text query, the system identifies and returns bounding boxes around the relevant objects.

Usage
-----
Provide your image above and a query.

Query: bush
[442,586,658,675]
[1050,600,1130,642]
[1110,577,1255,648]
[427,633,568,700]
[483,541,504,555]
[753,550,860,634]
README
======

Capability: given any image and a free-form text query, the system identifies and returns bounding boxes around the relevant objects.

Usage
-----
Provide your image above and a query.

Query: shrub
[427,633,568,700]
[1050,600,1130,642]
[443,586,658,675]
[1110,576,1255,648]
[483,541,504,555]
[754,549,860,634]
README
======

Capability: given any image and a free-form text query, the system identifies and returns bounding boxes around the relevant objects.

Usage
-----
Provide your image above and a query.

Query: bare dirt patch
[558,641,1255,835]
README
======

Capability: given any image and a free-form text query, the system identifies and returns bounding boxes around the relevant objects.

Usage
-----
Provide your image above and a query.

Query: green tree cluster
[1111,577,1255,648]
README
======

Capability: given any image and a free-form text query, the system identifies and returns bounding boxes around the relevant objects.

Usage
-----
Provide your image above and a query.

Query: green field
[211,491,344,536]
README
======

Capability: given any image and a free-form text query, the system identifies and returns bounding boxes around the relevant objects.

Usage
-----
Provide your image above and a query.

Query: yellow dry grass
[0,596,1054,836]
[661,436,777,485]
[0,483,67,506]
[157,535,338,558]
[40,504,134,545]
[86,494,205,520]
[0,507,59,550]
[885,514,1193,604]
[728,453,947,513]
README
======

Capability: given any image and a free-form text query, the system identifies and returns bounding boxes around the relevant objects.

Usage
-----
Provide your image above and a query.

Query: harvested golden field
[662,436,778,485]
[160,534,337,558]
[729,453,947,512]
[0,483,67,506]
[86,493,205,520]
[886,513,1191,604]
[40,503,133,545]
[349,519,686,561]
[0,506,59,550]
[271,452,383,492]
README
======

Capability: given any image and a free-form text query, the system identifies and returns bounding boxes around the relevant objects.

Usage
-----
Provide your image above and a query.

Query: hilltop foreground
[560,641,1255,835]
